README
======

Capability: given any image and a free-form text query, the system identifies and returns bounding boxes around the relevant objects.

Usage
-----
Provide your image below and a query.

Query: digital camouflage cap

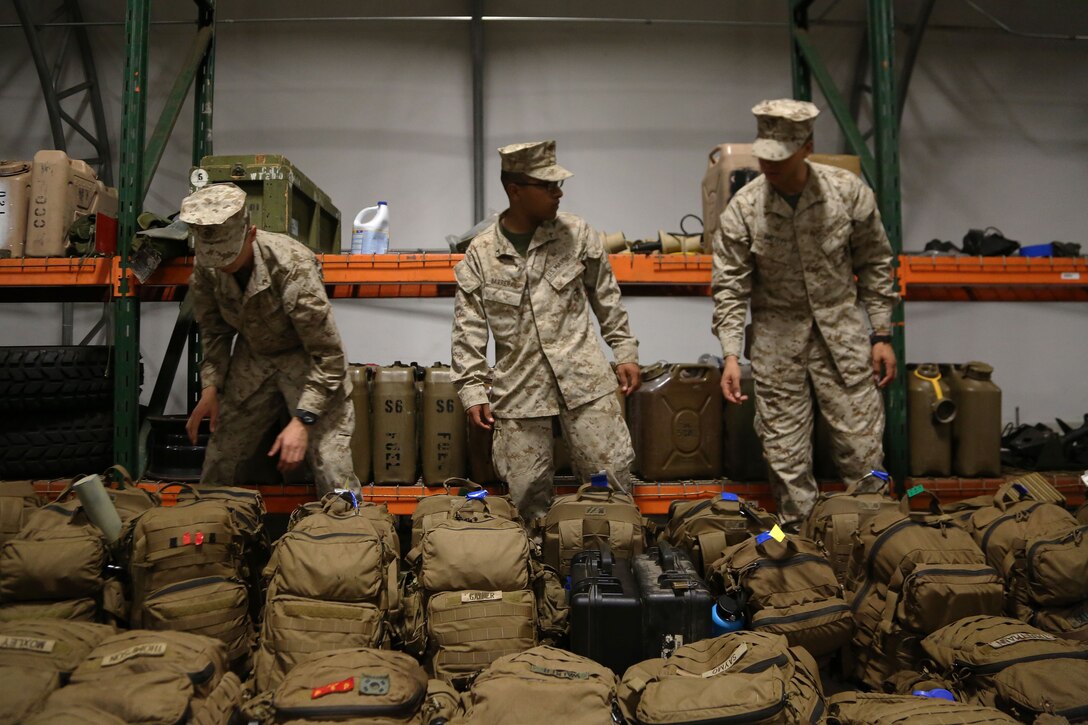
[498,140,573,182]
[751,99,820,161]
[178,183,249,268]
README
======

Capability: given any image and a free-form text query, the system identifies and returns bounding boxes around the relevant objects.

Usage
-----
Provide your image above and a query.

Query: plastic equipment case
[191,154,341,253]
[568,548,642,675]
[632,543,714,659]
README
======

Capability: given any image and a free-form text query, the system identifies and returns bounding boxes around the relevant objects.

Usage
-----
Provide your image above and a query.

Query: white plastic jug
[351,201,389,254]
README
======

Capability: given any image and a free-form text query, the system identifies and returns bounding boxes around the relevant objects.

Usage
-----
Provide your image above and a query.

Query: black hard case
[632,543,715,659]
[568,548,642,675]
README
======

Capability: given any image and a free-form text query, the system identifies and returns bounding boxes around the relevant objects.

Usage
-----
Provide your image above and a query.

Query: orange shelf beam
[898,255,1088,301]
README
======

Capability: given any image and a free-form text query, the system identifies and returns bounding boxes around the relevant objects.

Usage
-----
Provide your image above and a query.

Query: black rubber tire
[0,346,112,413]
[0,410,113,479]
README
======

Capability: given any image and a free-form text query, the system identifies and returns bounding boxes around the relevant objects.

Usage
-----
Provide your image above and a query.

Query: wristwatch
[295,409,319,426]
[869,333,893,346]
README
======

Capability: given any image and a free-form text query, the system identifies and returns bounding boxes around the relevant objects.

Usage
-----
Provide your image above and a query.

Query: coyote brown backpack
[0,480,40,547]
[962,480,1088,640]
[455,646,619,725]
[710,533,853,658]
[0,619,114,724]
[801,470,899,584]
[411,479,519,550]
[845,491,1005,688]
[125,494,253,661]
[662,491,777,575]
[921,615,1088,723]
[253,493,400,692]
[827,691,1021,724]
[542,480,646,577]
[248,648,460,725]
[617,631,827,724]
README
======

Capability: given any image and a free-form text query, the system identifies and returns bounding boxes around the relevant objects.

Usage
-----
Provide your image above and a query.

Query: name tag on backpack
[102,642,168,666]
[0,636,55,654]
[988,632,1056,649]
[702,643,748,678]
[462,591,503,603]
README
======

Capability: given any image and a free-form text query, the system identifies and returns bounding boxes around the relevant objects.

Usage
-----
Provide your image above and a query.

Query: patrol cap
[178,183,249,268]
[498,140,573,182]
[750,99,820,161]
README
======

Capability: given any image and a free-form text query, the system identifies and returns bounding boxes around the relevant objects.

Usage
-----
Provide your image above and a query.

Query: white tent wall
[0,1,1085,425]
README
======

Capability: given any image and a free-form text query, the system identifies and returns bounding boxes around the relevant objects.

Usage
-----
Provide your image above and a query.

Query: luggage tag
[906,484,925,498]
[590,471,609,488]
[755,525,786,545]
[311,676,354,699]
[466,489,488,500]
[720,492,739,502]
[870,470,890,482]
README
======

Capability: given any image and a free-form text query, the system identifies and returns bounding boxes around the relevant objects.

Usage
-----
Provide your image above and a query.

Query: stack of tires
[0,346,114,478]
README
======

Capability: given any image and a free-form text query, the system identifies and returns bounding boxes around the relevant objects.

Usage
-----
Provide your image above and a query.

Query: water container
[25,149,117,257]
[710,594,745,635]
[348,365,371,484]
[944,361,1002,477]
[628,363,722,481]
[351,201,389,254]
[422,363,467,484]
[721,363,768,481]
[907,363,957,476]
[371,361,418,484]
[0,160,32,258]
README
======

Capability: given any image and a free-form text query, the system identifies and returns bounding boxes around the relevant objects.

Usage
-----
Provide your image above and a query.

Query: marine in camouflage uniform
[181,183,358,494]
[451,141,640,521]
[711,100,899,524]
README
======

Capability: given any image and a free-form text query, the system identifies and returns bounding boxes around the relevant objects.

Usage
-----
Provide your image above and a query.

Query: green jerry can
[943,362,1002,477]
[629,363,723,481]
[348,365,371,485]
[421,363,467,485]
[371,362,418,485]
[191,154,341,252]
[722,363,767,481]
[907,363,957,476]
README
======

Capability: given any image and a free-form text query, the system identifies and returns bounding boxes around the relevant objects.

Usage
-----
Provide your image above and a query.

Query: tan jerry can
[193,154,341,252]
[371,362,418,484]
[25,150,117,257]
[0,161,33,258]
[943,362,1002,477]
[348,365,371,484]
[907,363,957,476]
[700,144,862,253]
[421,363,467,485]
[629,363,722,481]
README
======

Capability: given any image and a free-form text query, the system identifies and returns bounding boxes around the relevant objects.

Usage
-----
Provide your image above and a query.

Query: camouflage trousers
[201,373,360,495]
[492,392,634,522]
[753,328,885,525]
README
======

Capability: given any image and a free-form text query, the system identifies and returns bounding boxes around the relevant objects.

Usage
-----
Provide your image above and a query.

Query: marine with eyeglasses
[450,140,641,522]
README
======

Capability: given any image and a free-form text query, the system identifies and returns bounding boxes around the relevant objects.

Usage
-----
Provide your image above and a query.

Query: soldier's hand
[186,387,219,444]
[467,403,494,431]
[270,418,309,473]
[872,342,897,388]
[616,363,641,396]
[721,356,748,404]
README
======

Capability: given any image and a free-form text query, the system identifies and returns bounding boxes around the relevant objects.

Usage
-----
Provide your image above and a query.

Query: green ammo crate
[191,154,341,252]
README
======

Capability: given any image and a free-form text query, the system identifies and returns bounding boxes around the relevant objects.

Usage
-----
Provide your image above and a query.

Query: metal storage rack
[6,1,1083,497]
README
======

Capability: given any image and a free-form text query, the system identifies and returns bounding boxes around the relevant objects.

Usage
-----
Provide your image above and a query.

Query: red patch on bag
[311,677,354,699]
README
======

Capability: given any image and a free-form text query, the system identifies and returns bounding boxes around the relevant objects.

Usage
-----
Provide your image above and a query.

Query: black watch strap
[295,409,319,426]
[869,333,893,345]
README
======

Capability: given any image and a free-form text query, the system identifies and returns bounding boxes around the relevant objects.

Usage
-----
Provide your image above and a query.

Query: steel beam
[471,0,485,224]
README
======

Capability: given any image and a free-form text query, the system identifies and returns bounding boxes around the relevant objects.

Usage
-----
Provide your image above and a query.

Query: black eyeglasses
[515,179,564,192]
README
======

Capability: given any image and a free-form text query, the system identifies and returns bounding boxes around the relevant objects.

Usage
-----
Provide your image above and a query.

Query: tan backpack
[846,491,1005,688]
[962,480,1088,639]
[0,619,115,724]
[801,470,900,584]
[827,691,1022,724]
[247,647,459,725]
[254,493,400,692]
[0,500,108,605]
[0,480,40,547]
[455,646,619,725]
[410,478,520,550]
[921,615,1088,723]
[617,631,827,724]
[542,481,646,578]
[710,533,853,659]
[661,491,778,575]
